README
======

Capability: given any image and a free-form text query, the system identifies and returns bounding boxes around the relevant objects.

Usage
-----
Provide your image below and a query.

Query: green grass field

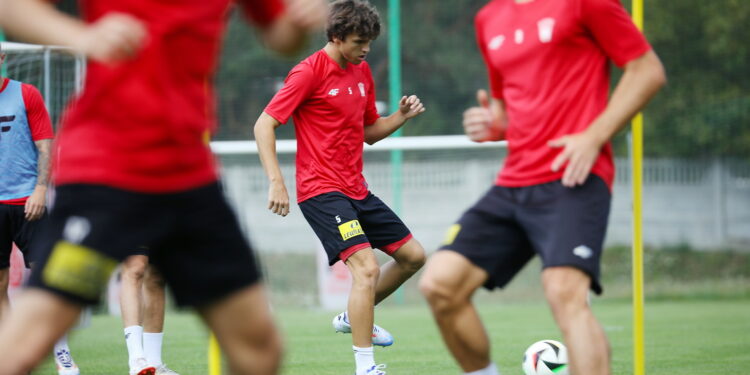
[33,299,749,374]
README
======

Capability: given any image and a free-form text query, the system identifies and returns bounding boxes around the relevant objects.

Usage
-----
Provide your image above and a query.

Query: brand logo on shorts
[63,216,91,244]
[338,220,364,241]
[335,215,341,224]
[573,245,593,259]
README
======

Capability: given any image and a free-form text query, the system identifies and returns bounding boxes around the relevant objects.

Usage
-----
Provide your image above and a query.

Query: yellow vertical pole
[209,333,222,375]
[631,1,646,375]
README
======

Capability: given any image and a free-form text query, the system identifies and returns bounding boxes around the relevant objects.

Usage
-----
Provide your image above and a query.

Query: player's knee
[543,271,590,325]
[419,273,459,312]
[352,264,380,289]
[122,258,148,281]
[349,257,380,286]
[144,266,165,289]
[231,325,283,375]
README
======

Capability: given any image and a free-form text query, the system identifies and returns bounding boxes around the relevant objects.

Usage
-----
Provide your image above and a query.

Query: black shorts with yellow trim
[27,182,260,307]
[439,175,611,294]
[299,191,412,265]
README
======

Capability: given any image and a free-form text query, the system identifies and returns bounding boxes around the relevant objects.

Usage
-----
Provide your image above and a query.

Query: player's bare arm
[363,94,425,145]
[462,89,507,142]
[0,0,146,63]
[260,0,328,56]
[549,50,666,187]
[24,138,51,221]
[254,111,291,217]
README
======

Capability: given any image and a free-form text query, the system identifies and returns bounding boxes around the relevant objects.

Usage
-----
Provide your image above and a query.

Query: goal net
[1,41,85,126]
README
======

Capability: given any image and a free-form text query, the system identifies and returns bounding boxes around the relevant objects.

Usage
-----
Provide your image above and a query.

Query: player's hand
[268,181,291,217]
[285,0,328,32]
[463,89,494,142]
[548,131,604,187]
[24,186,46,221]
[398,95,425,120]
[75,13,147,63]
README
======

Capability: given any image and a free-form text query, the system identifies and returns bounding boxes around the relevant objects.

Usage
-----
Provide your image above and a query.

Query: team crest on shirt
[358,82,366,97]
[537,17,555,43]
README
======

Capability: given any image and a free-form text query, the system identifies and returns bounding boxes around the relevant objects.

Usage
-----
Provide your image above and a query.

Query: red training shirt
[475,0,651,188]
[0,78,54,205]
[53,0,285,192]
[264,49,380,203]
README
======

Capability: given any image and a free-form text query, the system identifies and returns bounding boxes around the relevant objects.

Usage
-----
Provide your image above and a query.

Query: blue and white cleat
[333,311,394,347]
[356,364,387,375]
[54,348,80,375]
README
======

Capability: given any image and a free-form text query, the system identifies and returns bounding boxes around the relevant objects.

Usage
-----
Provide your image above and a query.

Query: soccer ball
[522,340,569,375]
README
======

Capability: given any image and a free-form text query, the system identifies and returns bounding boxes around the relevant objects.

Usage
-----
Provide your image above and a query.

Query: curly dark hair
[326,0,381,42]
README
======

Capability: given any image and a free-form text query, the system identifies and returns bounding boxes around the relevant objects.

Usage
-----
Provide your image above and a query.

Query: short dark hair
[326,0,381,42]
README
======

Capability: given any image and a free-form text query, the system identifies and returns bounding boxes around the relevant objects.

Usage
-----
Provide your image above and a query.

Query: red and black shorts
[439,175,611,294]
[299,191,413,265]
[27,182,260,307]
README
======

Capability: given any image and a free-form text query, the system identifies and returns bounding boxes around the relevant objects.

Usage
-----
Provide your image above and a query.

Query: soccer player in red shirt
[255,1,426,374]
[0,0,326,374]
[419,1,666,375]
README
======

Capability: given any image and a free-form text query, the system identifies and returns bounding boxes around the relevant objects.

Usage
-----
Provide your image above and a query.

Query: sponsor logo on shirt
[338,219,365,241]
[0,115,16,137]
[358,82,366,97]
[335,215,342,224]
[348,87,353,95]
[328,88,340,97]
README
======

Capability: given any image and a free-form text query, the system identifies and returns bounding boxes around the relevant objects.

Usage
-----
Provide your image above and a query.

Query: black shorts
[439,175,611,294]
[299,192,412,265]
[27,183,260,307]
[0,203,46,269]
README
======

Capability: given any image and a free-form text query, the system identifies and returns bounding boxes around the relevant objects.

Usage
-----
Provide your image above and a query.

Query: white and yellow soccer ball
[522,340,569,375]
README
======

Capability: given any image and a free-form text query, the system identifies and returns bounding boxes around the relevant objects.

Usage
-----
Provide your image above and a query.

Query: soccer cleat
[129,358,156,375]
[333,312,394,347]
[355,364,387,375]
[54,348,80,375]
[154,364,180,375]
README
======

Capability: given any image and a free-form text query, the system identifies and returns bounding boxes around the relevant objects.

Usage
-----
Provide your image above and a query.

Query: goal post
[1,41,85,126]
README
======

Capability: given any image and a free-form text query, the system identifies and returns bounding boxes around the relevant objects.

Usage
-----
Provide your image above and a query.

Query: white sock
[143,332,164,367]
[353,345,375,374]
[53,334,77,367]
[54,334,69,353]
[464,362,500,375]
[124,325,145,367]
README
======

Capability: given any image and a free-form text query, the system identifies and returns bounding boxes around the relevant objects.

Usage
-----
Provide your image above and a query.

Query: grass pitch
[33,299,749,374]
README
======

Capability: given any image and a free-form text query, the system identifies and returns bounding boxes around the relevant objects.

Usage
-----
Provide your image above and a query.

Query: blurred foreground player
[419,1,666,375]
[0,0,326,374]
